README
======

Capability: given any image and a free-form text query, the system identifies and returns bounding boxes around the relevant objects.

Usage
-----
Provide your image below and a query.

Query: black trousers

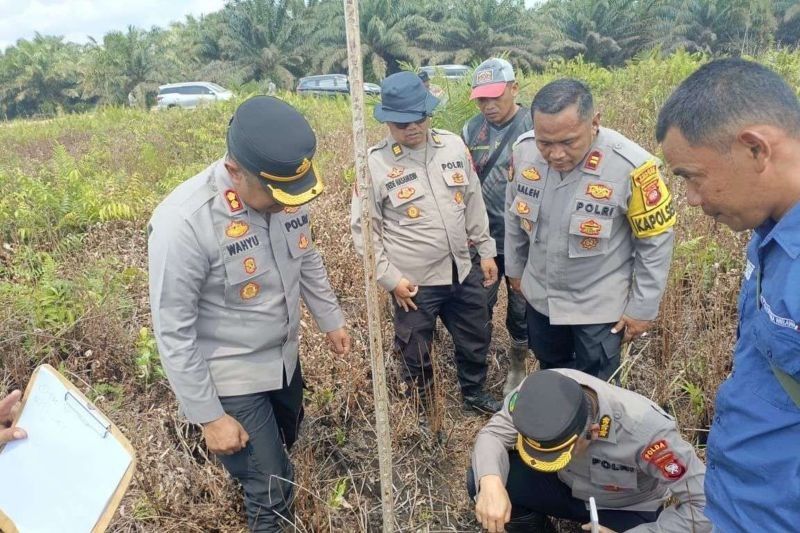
[392,255,490,397]
[485,254,528,344]
[526,304,622,381]
[467,452,660,531]
[216,365,304,532]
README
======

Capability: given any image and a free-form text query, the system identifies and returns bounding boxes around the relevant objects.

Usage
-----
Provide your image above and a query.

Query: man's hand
[581,523,617,533]
[202,414,249,455]
[475,475,512,532]
[326,327,351,355]
[611,315,652,343]
[481,258,499,287]
[0,390,26,445]
[392,278,419,312]
[508,277,522,294]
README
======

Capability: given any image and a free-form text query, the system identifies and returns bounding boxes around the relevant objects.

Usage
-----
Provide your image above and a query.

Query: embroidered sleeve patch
[627,160,676,238]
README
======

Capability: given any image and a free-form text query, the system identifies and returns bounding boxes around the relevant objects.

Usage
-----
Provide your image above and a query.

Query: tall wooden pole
[342,1,395,530]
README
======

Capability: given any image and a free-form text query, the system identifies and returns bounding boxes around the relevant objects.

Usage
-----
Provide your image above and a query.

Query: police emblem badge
[579,219,602,236]
[522,168,541,181]
[226,220,249,238]
[240,282,260,300]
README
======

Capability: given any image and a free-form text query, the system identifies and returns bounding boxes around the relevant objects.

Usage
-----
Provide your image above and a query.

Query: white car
[155,82,233,110]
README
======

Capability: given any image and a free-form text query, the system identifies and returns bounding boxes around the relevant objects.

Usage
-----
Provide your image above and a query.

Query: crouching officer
[505,79,675,380]
[468,369,710,532]
[351,71,501,414]
[148,96,350,532]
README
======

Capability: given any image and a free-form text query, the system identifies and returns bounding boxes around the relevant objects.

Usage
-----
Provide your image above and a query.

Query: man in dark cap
[351,71,501,414]
[468,369,710,532]
[148,95,351,532]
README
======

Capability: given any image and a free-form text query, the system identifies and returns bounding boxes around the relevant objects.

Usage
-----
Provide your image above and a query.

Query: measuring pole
[342,1,395,530]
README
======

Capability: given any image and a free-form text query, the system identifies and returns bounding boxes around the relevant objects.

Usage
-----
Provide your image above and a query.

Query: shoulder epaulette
[512,129,536,149]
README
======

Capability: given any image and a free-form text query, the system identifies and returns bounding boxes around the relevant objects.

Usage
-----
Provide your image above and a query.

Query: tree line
[2,0,799,119]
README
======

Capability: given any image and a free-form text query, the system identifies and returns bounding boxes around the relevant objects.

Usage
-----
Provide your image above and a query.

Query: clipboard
[0,365,136,533]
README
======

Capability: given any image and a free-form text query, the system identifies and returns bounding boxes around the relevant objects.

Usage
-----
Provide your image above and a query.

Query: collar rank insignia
[226,220,249,238]
[431,133,442,145]
[584,150,603,171]
[391,143,403,157]
[224,189,243,212]
[598,415,611,438]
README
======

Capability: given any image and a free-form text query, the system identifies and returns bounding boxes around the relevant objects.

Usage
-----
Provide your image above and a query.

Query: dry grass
[0,87,744,532]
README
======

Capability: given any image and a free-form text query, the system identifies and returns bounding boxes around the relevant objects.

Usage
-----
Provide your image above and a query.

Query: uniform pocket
[442,168,469,187]
[568,214,612,258]
[387,174,425,208]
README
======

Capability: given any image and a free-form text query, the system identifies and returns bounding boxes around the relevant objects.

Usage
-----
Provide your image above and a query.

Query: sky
[1,0,545,51]
[0,0,227,50]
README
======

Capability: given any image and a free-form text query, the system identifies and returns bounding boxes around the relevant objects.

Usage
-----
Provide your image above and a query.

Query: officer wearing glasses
[351,71,501,414]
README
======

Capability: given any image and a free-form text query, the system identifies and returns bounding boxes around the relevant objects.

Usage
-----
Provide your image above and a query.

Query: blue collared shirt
[705,201,800,532]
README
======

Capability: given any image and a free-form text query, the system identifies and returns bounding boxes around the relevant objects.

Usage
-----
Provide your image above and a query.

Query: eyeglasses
[391,117,428,129]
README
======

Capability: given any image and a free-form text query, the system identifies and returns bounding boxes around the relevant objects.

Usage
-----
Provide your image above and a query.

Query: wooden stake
[342,1,395,530]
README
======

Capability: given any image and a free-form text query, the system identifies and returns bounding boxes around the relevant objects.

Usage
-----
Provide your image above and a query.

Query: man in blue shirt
[657,58,800,532]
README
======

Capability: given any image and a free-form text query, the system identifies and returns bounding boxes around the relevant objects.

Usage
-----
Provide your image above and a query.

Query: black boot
[463,391,502,414]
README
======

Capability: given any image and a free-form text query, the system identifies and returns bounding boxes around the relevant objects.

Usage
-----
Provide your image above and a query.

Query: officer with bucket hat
[351,71,501,414]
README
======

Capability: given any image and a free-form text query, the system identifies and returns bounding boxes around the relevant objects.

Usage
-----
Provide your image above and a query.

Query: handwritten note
[0,366,133,532]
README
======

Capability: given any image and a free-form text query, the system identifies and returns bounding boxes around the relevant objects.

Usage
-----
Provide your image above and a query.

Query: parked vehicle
[155,82,233,110]
[296,74,381,97]
[420,64,470,81]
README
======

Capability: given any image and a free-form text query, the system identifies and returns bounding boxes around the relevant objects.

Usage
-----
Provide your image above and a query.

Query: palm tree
[80,26,162,106]
[536,0,657,66]
[217,0,309,88]
[0,33,82,117]
[425,0,546,71]
[653,0,774,55]
[309,0,432,81]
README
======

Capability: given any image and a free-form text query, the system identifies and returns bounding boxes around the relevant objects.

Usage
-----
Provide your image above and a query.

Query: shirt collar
[756,200,800,259]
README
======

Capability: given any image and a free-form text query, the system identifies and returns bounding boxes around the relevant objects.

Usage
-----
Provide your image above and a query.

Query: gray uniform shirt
[472,369,710,533]
[148,160,345,424]
[462,106,533,255]
[350,129,496,291]
[505,127,675,324]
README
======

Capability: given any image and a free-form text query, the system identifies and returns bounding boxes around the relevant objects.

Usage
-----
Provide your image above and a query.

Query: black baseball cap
[509,370,589,472]
[226,96,323,206]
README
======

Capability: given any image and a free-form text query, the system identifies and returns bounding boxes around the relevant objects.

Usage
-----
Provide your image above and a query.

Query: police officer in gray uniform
[469,369,710,533]
[463,58,534,395]
[148,96,350,532]
[506,79,675,380]
[351,71,501,414]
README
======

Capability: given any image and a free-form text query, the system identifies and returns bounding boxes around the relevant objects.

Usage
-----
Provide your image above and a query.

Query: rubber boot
[503,341,529,396]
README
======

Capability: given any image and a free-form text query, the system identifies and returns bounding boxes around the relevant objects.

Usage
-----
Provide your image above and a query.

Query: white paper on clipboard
[0,366,133,532]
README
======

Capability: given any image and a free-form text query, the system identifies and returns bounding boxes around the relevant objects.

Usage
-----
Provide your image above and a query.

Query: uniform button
[715,416,720,424]
[767,350,773,359]
[613,411,621,420]
[614,143,622,149]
